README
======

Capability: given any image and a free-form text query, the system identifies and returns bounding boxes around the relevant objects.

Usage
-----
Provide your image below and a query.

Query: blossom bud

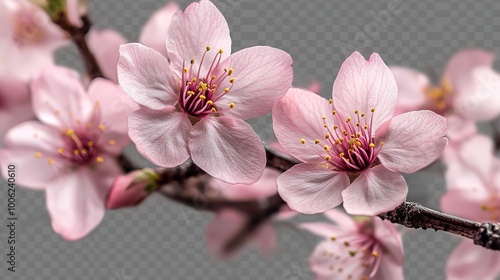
[106,168,160,209]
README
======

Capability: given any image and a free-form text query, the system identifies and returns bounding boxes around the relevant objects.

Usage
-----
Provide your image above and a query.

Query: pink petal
[299,222,339,238]
[46,159,121,240]
[128,107,191,168]
[139,2,180,56]
[332,52,398,132]
[0,103,34,147]
[216,46,293,120]
[166,0,231,74]
[273,88,333,163]
[117,43,179,110]
[454,66,500,121]
[189,116,265,184]
[88,29,128,82]
[210,167,279,201]
[446,114,477,142]
[443,48,495,97]
[323,208,357,230]
[0,74,30,105]
[372,218,404,266]
[277,163,349,214]
[440,188,489,221]
[458,134,494,180]
[253,222,278,256]
[31,66,93,129]
[66,0,83,27]
[445,158,488,191]
[389,66,429,114]
[342,165,408,216]
[205,209,245,259]
[3,121,64,153]
[373,256,404,280]
[378,110,448,174]
[446,239,500,280]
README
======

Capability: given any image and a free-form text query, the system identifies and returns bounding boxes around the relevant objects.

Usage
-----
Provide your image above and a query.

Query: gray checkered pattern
[2,0,500,279]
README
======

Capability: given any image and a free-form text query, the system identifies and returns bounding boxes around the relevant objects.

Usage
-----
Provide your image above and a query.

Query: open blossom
[390,49,500,141]
[441,135,500,280]
[301,210,404,280]
[0,66,137,240]
[273,52,447,215]
[88,2,179,82]
[206,168,296,259]
[0,0,67,80]
[0,74,34,147]
[118,0,293,184]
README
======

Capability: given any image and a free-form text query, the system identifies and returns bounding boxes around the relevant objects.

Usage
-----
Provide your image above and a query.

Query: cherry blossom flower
[106,168,159,209]
[0,0,67,80]
[273,52,447,215]
[0,74,34,147]
[441,134,500,280]
[88,2,179,82]
[390,49,500,142]
[301,209,404,280]
[0,66,137,240]
[118,0,293,184]
[206,168,296,259]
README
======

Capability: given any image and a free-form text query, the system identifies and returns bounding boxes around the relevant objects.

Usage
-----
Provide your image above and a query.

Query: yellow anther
[207,100,214,105]
[66,129,75,136]
[323,123,328,128]
[199,95,206,100]
[356,122,360,127]
[218,49,223,54]
[349,250,357,257]
[87,141,94,147]
[325,133,330,139]
[81,149,88,155]
[54,109,60,115]
[224,87,230,93]
[229,102,235,108]
[364,125,368,129]
[73,149,80,155]
[356,132,361,137]
[369,143,375,148]
[229,78,235,83]
[227,68,234,76]
[372,251,379,257]
[300,138,306,144]
[109,140,116,145]
[98,124,105,131]
[332,110,337,115]
[482,204,489,211]
[329,99,333,104]
[325,155,331,161]
[346,117,351,122]
[330,235,336,241]
[211,107,217,112]
[48,159,54,165]
[361,113,366,117]
[334,139,340,145]
[314,139,320,144]
[380,141,385,146]
[200,83,208,91]
[96,156,104,163]
[339,152,345,158]
[342,130,348,136]
[58,148,64,154]
[35,152,42,158]
[333,125,338,130]
[344,241,350,247]
[371,108,376,112]
[354,110,358,114]
[206,46,211,51]
[86,122,92,128]
[211,75,216,80]
[187,91,195,95]
[190,59,195,64]
[323,145,330,152]
[322,116,327,120]
[192,77,197,82]
[183,67,188,73]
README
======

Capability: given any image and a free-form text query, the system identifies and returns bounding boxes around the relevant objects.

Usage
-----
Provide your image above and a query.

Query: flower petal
[88,29,128,82]
[31,66,93,129]
[205,209,245,259]
[139,2,179,56]
[254,222,278,256]
[458,134,494,180]
[323,208,357,230]
[128,107,191,167]
[117,43,179,110]
[446,239,500,280]
[389,66,429,114]
[216,46,293,120]
[372,217,404,266]
[440,188,489,221]
[342,165,408,216]
[190,116,265,184]
[273,88,333,163]
[445,157,488,191]
[277,163,349,214]
[378,110,448,174]
[299,222,339,238]
[166,0,231,74]
[46,160,121,240]
[332,52,398,131]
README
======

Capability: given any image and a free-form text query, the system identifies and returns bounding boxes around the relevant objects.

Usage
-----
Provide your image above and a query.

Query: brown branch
[53,15,104,80]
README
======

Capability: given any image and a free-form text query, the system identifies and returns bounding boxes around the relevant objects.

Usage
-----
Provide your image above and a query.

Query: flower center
[423,78,453,114]
[322,230,381,280]
[300,101,383,173]
[480,193,500,222]
[12,9,45,47]
[179,47,236,119]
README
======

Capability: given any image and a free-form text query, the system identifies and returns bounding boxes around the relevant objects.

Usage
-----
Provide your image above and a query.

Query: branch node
[474,223,500,251]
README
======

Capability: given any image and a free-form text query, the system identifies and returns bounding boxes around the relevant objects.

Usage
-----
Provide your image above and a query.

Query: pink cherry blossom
[0,0,67,80]
[0,74,34,147]
[273,52,448,216]
[301,209,404,280]
[106,169,158,209]
[0,66,137,240]
[391,49,500,142]
[441,134,500,280]
[206,168,296,259]
[118,0,293,184]
[88,2,179,82]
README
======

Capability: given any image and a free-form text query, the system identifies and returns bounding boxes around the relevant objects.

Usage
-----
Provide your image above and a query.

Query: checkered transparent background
[2,0,500,279]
